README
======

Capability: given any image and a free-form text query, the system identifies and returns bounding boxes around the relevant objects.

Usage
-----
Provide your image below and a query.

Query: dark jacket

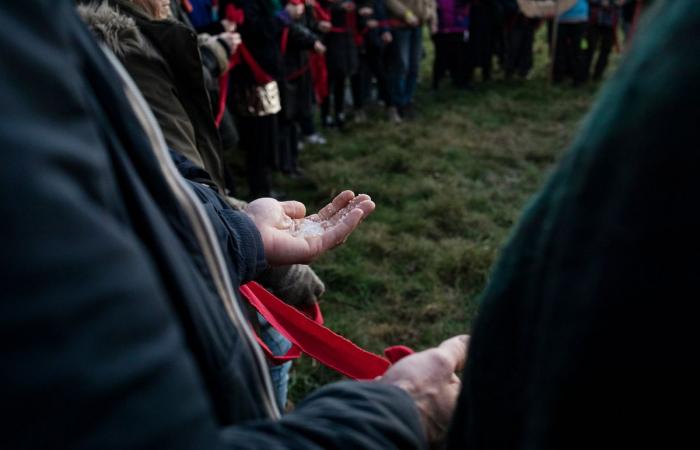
[321,0,361,76]
[231,0,286,86]
[447,2,700,449]
[282,8,320,119]
[79,0,227,190]
[0,1,425,449]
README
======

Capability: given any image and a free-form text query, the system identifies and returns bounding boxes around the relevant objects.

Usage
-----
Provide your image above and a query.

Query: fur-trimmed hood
[77,1,160,59]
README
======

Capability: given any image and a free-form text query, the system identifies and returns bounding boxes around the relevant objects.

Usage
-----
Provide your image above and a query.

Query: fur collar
[77,1,158,59]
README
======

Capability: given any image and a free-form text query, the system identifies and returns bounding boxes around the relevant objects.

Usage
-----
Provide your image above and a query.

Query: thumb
[437,335,470,374]
[280,201,307,219]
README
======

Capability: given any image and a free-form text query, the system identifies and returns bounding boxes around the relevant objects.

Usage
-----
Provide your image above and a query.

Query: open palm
[244,191,375,266]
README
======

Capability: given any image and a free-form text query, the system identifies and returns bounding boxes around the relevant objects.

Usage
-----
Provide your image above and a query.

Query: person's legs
[367,42,391,106]
[277,116,293,174]
[553,23,570,84]
[351,51,369,112]
[593,26,615,81]
[389,28,411,108]
[519,19,536,78]
[299,114,316,137]
[432,33,447,89]
[404,26,422,105]
[570,22,587,85]
[583,24,601,82]
[236,114,276,198]
[333,73,346,124]
[503,20,518,79]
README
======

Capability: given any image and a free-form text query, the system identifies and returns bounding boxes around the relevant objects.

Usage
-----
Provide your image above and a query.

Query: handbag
[233,80,282,117]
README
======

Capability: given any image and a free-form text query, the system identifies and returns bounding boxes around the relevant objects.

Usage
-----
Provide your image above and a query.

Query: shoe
[321,115,334,128]
[387,106,402,124]
[335,113,346,129]
[305,133,327,145]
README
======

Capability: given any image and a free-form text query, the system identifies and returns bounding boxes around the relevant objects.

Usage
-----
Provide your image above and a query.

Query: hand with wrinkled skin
[245,191,375,266]
[379,335,469,446]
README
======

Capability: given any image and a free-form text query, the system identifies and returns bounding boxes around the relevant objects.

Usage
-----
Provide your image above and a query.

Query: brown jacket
[385,0,437,27]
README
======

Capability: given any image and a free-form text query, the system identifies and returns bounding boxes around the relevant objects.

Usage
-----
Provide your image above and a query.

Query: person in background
[167,0,242,195]
[77,0,231,193]
[319,0,362,129]
[584,0,622,82]
[466,0,500,84]
[278,0,326,178]
[385,0,436,119]
[552,0,589,85]
[299,0,330,145]
[431,0,471,90]
[501,0,538,80]
[350,0,394,123]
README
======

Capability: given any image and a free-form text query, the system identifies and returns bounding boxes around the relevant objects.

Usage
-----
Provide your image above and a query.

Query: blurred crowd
[77,0,647,202]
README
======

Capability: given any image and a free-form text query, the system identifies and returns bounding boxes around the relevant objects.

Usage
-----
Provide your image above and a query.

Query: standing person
[350,0,394,123]
[466,0,499,83]
[228,0,285,199]
[278,0,326,177]
[432,0,471,89]
[584,0,622,82]
[385,0,437,119]
[448,2,700,450]
[501,0,538,80]
[319,0,361,129]
[552,0,589,85]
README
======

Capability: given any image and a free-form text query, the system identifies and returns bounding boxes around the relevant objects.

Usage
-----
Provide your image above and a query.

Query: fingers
[321,208,365,250]
[280,201,306,219]
[437,335,470,374]
[317,190,355,220]
[327,194,373,226]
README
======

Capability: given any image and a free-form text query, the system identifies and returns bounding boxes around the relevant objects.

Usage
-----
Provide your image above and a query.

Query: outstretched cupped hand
[244,190,375,266]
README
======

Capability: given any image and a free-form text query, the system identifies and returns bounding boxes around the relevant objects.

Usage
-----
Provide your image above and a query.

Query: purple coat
[436,0,470,33]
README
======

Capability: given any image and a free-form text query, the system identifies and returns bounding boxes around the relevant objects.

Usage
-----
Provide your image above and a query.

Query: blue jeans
[388,26,423,107]
[258,315,292,411]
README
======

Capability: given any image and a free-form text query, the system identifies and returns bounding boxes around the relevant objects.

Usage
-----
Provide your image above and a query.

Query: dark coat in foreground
[447,1,700,449]
[0,1,424,449]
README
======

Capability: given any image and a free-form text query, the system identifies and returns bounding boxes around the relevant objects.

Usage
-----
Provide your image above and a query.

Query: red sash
[240,282,414,380]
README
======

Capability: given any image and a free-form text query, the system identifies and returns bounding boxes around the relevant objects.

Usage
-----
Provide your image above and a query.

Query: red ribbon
[309,52,328,103]
[240,282,414,379]
[181,0,193,14]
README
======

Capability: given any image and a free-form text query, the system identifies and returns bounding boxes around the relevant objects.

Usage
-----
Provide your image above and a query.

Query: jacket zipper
[102,46,281,420]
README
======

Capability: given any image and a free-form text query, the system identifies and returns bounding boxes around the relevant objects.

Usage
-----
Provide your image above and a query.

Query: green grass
[278,29,610,402]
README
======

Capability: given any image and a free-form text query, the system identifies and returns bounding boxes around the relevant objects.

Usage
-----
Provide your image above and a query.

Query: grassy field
[278,30,608,402]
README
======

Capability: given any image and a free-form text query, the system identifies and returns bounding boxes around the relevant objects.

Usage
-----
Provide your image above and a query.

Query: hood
[77,1,158,59]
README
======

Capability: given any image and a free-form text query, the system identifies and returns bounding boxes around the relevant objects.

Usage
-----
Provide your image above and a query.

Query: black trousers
[584,24,615,81]
[432,33,470,88]
[553,22,587,85]
[351,42,391,109]
[504,17,537,78]
[234,113,278,198]
[321,73,348,120]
